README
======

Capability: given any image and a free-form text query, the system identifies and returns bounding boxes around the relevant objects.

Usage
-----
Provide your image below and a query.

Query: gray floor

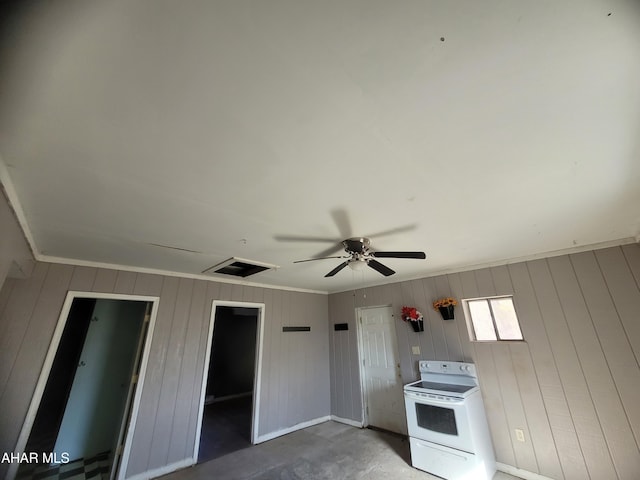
[162,421,522,480]
[198,396,252,463]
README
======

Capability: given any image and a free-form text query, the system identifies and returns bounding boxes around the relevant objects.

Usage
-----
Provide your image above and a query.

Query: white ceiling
[1,0,639,293]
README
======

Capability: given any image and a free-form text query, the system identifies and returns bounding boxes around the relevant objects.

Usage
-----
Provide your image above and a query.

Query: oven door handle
[404,390,466,406]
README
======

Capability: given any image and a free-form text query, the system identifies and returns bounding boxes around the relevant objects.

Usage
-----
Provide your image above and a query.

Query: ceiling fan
[293,237,426,277]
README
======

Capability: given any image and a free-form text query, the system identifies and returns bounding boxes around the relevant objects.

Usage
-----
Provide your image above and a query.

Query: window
[464,296,523,341]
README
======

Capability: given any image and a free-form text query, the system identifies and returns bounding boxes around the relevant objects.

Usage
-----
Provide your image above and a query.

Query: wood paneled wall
[0,263,329,479]
[328,244,640,480]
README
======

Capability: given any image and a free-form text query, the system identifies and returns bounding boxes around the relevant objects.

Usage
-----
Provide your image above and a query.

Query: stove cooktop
[403,379,479,398]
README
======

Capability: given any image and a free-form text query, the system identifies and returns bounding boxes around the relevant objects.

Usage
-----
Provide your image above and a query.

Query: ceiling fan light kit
[294,237,426,278]
[348,257,367,271]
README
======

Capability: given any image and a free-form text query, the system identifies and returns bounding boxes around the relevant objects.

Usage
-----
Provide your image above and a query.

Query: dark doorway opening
[197,306,259,463]
[17,298,151,480]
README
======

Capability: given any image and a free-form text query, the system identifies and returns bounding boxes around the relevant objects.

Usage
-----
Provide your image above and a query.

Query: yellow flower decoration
[433,297,458,310]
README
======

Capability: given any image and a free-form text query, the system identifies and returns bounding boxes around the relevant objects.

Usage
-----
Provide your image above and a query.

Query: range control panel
[419,360,477,377]
[407,391,463,402]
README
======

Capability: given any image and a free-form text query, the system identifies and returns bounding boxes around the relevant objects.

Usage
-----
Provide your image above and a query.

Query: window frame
[462,295,524,342]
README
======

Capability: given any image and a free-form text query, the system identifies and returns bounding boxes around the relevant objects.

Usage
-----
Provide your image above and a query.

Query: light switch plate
[412,346,421,355]
[515,429,525,442]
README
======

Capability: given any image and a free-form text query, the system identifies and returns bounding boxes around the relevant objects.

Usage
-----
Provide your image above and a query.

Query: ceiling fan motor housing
[343,237,371,254]
[293,235,425,278]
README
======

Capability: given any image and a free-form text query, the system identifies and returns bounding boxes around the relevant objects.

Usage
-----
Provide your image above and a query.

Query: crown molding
[39,254,328,295]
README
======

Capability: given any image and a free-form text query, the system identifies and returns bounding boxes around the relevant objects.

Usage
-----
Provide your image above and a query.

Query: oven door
[404,390,474,453]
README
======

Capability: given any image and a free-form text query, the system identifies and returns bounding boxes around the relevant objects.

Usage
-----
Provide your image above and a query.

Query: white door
[359,306,407,435]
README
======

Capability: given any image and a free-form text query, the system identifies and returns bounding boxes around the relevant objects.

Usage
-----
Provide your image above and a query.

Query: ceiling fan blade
[293,256,349,264]
[313,242,345,258]
[368,259,396,277]
[274,235,340,243]
[372,251,426,259]
[325,261,349,277]
[330,208,352,238]
[365,224,417,239]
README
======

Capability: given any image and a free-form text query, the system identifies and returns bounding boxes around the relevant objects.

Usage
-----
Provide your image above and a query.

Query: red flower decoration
[401,306,423,322]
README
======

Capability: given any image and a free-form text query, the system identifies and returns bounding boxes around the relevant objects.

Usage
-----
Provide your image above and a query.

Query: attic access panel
[202,257,278,278]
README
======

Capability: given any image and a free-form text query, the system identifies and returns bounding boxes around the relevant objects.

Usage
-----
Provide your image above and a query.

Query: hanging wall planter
[410,319,425,332]
[433,297,458,321]
[401,306,424,333]
[438,305,455,320]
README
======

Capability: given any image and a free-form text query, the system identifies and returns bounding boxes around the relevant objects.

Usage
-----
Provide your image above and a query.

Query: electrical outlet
[412,346,421,355]
[515,429,525,442]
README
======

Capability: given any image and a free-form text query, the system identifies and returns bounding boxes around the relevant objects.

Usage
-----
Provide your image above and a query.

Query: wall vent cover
[202,257,277,278]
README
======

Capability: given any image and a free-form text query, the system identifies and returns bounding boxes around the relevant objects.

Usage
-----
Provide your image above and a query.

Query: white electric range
[403,361,496,480]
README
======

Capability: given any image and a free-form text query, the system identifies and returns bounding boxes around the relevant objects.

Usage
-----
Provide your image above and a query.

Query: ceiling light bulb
[348,259,366,271]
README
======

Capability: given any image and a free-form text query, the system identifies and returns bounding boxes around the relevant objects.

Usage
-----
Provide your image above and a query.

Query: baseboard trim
[330,415,363,428]
[255,415,332,444]
[496,462,554,480]
[125,458,194,480]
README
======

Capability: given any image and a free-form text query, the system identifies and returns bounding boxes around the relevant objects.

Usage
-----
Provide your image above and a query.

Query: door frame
[355,304,401,429]
[193,300,265,461]
[8,291,160,480]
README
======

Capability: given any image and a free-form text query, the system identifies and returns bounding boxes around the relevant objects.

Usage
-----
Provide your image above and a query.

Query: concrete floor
[163,421,523,480]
